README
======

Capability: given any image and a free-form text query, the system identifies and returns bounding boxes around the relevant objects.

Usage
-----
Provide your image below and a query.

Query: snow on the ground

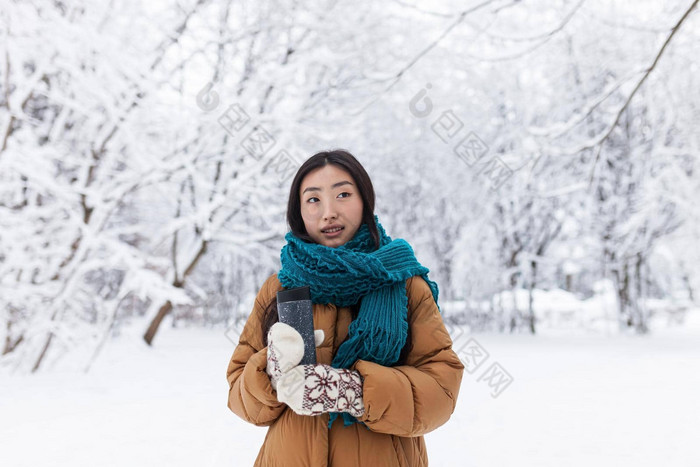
[1,311,699,467]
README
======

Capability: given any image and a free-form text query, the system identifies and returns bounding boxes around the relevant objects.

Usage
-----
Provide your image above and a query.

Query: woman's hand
[266,322,324,391]
[276,363,365,418]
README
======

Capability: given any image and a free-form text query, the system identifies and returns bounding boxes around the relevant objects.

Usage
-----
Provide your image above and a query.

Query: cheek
[301,204,319,220]
[351,198,363,216]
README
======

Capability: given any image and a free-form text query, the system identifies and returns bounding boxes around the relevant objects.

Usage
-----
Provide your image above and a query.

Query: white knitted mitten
[266,322,324,391]
[276,363,365,417]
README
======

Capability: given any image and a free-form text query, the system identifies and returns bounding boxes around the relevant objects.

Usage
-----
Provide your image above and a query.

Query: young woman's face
[299,164,364,248]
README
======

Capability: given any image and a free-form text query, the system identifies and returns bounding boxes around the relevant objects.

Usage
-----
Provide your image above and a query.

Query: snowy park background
[1,0,700,466]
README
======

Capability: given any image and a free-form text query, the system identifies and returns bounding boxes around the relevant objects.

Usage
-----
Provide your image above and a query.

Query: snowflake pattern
[266,330,283,388]
[301,364,365,417]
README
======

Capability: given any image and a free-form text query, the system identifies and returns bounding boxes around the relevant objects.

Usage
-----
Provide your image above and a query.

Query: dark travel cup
[276,286,317,365]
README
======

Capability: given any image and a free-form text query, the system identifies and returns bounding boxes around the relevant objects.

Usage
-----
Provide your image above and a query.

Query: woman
[226,149,464,466]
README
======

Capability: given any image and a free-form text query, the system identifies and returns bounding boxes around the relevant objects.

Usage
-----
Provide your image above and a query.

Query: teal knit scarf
[278,214,440,429]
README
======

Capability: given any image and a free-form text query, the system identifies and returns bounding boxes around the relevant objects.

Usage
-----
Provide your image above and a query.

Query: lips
[321,224,344,233]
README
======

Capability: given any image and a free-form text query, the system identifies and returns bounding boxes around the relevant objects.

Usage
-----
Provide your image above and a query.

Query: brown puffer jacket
[226,273,465,466]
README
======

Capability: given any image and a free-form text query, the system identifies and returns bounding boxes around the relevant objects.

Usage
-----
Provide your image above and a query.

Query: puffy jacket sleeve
[350,275,464,436]
[226,273,286,426]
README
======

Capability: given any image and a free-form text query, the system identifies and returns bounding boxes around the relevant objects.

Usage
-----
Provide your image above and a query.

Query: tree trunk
[2,318,24,355]
[613,263,631,331]
[143,300,173,346]
[633,252,649,334]
[683,273,695,302]
[31,332,54,373]
[528,260,537,334]
[142,240,208,346]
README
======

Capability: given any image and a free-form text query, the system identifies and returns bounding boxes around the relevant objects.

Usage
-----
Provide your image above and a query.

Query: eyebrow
[302,180,354,195]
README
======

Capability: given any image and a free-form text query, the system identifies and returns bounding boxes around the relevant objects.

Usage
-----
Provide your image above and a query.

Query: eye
[306,192,350,203]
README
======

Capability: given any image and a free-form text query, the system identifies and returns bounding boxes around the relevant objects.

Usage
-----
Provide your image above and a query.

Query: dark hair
[286,149,380,248]
[259,149,412,364]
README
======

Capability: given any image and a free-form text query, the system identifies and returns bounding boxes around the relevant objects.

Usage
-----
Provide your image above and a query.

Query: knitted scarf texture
[278,214,440,429]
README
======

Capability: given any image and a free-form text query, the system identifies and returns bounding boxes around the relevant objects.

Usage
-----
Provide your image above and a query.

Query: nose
[323,199,338,221]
